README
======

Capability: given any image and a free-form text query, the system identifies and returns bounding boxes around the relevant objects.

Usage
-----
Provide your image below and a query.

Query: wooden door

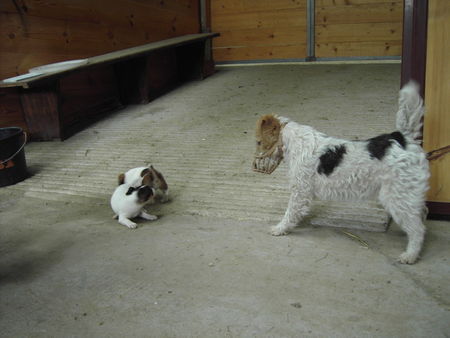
[423,0,450,212]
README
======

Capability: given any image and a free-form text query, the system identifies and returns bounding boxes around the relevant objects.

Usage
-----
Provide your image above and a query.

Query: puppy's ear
[137,186,154,203]
[150,166,168,190]
[142,171,155,186]
[140,168,150,177]
[256,114,281,152]
[118,173,125,185]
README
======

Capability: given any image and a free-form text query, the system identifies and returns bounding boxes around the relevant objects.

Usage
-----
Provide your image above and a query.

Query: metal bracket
[307,0,316,61]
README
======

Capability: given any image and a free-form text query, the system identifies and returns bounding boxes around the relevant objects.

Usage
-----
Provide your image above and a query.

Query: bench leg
[20,83,61,141]
[115,57,151,104]
[176,41,206,81]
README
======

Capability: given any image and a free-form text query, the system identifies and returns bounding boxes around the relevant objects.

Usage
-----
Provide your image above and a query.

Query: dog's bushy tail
[395,81,424,144]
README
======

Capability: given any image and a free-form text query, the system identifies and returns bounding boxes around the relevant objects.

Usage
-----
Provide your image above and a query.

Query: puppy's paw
[270,225,288,236]
[140,211,158,221]
[398,251,418,264]
[126,222,138,229]
[118,216,138,229]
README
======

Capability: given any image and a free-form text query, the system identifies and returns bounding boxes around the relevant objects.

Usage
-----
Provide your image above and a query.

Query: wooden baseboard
[427,201,450,220]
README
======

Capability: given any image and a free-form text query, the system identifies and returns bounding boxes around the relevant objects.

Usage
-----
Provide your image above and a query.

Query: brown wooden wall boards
[211,0,308,62]
[0,0,200,79]
[211,0,404,62]
[315,0,403,59]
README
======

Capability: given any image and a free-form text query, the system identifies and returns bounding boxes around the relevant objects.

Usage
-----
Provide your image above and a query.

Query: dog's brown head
[253,114,284,174]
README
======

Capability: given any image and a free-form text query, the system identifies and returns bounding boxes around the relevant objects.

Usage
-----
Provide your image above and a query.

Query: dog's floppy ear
[149,166,168,190]
[118,173,125,185]
[137,186,154,203]
[256,114,281,152]
[140,168,150,177]
[142,171,155,186]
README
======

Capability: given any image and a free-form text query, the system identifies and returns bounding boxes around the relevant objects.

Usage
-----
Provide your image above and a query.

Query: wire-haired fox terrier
[253,82,429,264]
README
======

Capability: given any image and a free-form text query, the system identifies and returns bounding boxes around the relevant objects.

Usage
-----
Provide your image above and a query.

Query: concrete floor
[1,63,450,337]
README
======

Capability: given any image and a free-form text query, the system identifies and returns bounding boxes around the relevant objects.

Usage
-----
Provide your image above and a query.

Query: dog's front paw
[125,222,137,229]
[118,216,138,229]
[270,225,289,236]
[398,251,419,264]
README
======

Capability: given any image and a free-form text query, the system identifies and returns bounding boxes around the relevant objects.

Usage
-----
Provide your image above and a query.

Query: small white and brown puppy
[111,184,158,229]
[118,165,169,203]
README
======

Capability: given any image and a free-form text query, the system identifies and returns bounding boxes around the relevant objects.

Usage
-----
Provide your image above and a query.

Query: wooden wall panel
[211,0,403,62]
[423,0,450,203]
[315,0,403,58]
[0,0,200,79]
[317,0,400,4]
[211,0,307,62]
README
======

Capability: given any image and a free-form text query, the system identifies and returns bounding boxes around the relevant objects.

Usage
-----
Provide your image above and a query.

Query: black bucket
[0,127,28,187]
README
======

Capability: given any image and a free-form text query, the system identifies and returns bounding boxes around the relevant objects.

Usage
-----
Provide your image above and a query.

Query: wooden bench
[0,33,219,141]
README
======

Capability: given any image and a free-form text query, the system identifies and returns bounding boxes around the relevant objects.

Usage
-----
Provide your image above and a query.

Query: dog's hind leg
[271,188,312,236]
[395,214,425,264]
[378,188,426,264]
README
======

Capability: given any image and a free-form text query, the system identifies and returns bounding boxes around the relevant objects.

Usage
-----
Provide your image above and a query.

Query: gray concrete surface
[1,63,450,337]
[1,193,449,337]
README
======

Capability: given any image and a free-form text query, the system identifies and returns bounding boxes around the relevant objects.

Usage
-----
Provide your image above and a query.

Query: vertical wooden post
[401,0,428,97]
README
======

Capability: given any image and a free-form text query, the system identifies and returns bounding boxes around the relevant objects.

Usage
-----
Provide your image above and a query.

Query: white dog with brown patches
[111,184,158,229]
[111,165,168,229]
[253,82,429,264]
